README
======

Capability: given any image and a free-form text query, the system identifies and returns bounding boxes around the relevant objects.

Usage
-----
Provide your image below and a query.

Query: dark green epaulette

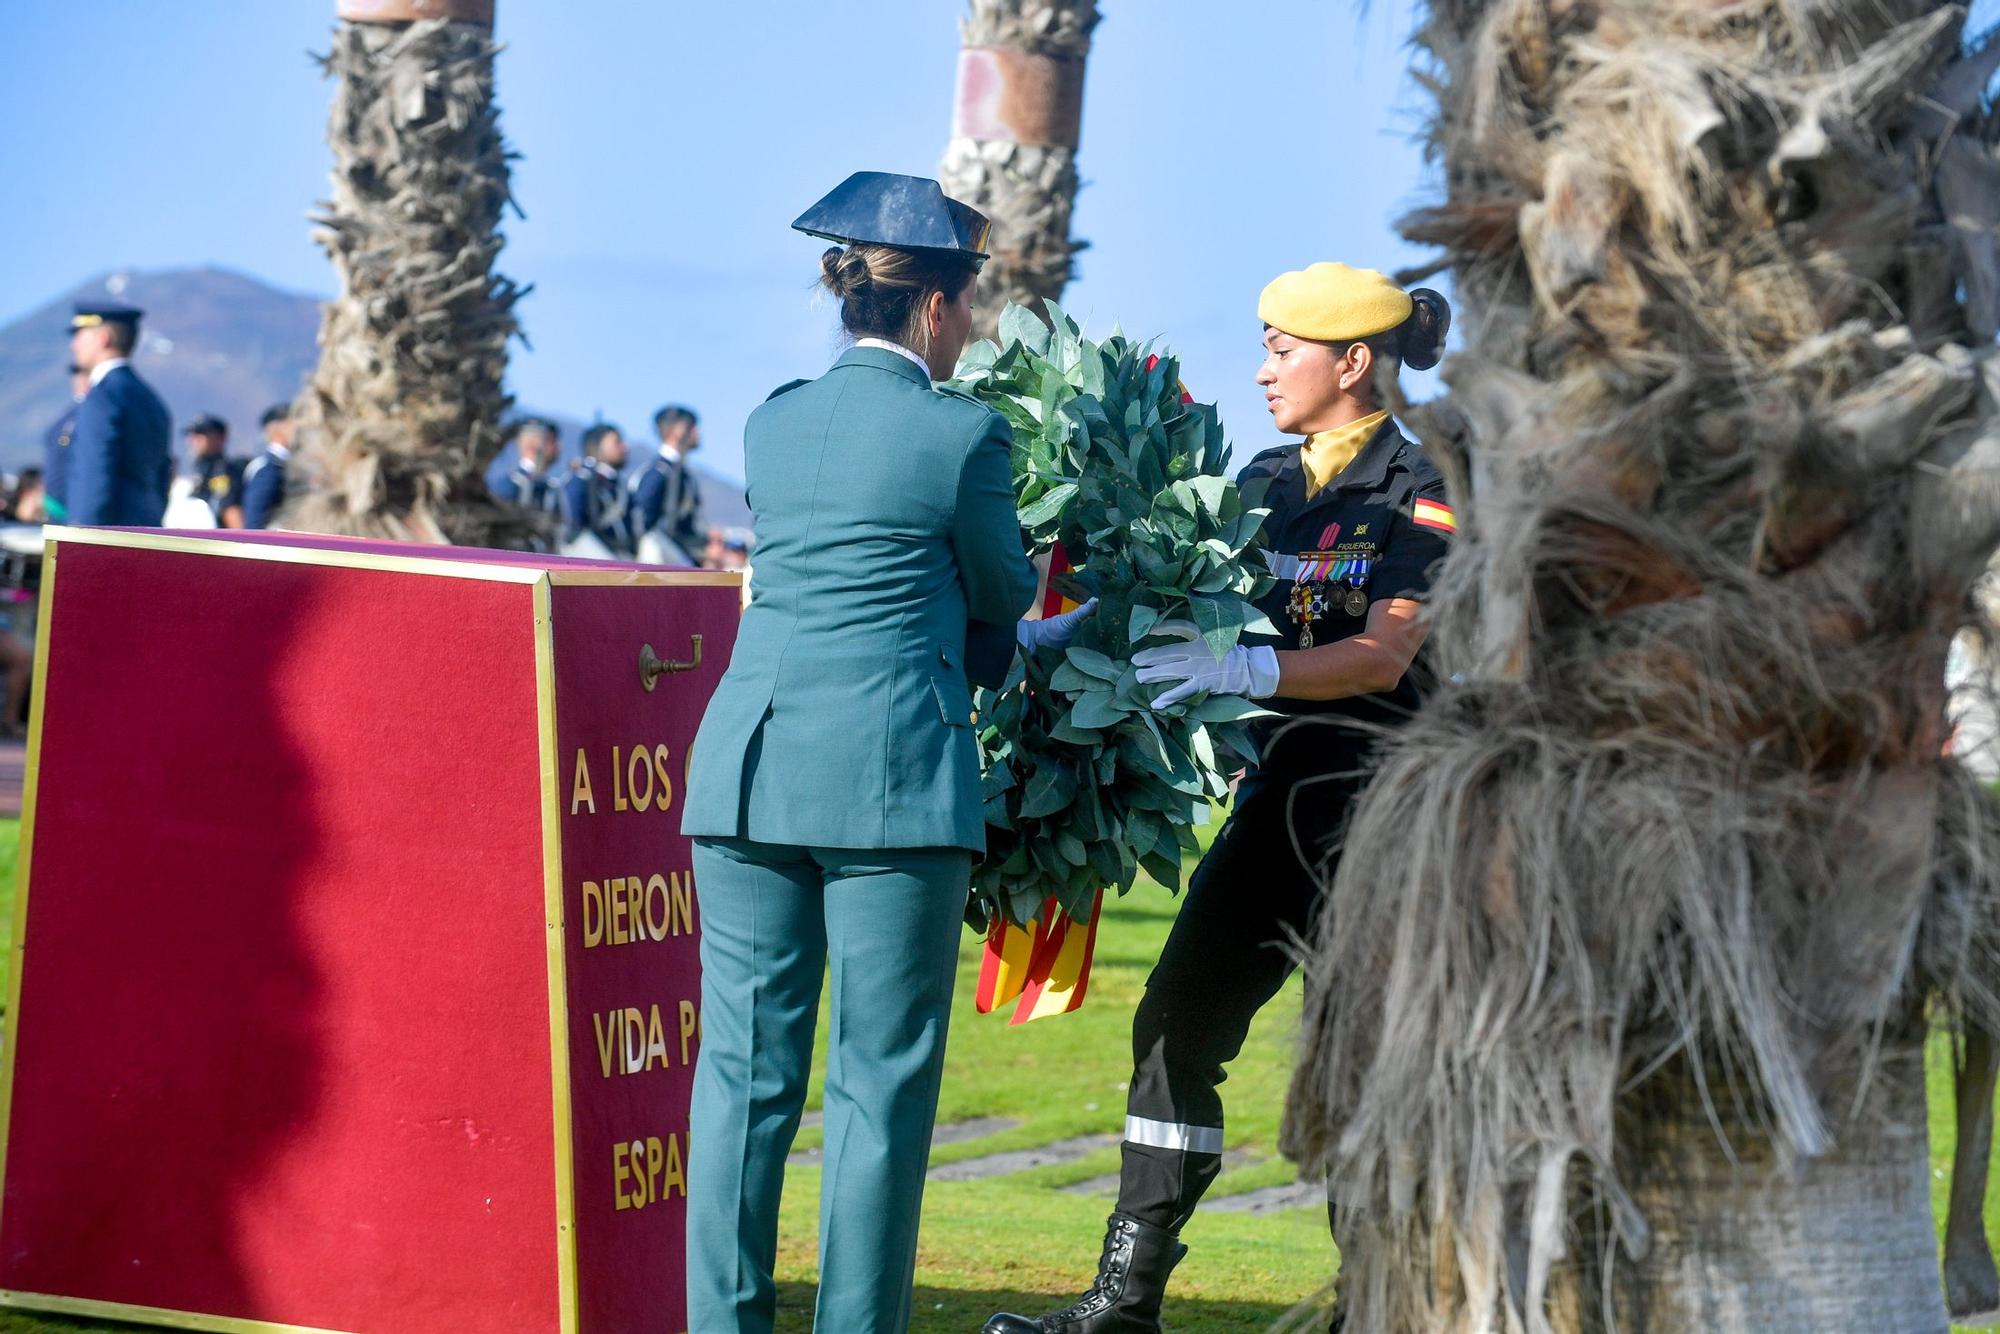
[765,378,811,401]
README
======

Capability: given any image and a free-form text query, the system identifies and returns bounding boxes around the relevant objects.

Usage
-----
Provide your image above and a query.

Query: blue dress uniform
[491,459,556,512]
[40,397,81,524]
[630,448,703,561]
[241,446,290,530]
[680,174,1031,1334]
[65,306,171,527]
[558,458,635,557]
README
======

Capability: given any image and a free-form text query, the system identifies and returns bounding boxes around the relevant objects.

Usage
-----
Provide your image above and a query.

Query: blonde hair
[819,243,980,357]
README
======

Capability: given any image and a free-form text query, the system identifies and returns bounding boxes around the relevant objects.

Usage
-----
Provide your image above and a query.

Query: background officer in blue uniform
[491,417,560,512]
[987,264,1454,1334]
[39,364,88,524]
[558,422,635,558]
[65,303,170,527]
[241,404,294,530]
[681,172,1080,1334]
[630,404,704,564]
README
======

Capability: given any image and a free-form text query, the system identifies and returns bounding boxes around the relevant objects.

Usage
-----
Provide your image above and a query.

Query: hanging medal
[1342,557,1372,617]
[1290,577,1318,649]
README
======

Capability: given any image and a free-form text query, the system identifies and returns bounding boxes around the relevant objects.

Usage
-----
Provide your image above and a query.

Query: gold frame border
[0,544,369,1334]
[533,576,582,1333]
[0,543,56,1240]
[0,539,607,1333]
[0,1290,349,1334]
[47,526,744,595]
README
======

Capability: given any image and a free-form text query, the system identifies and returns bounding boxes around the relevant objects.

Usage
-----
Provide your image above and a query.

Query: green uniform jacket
[682,345,1037,855]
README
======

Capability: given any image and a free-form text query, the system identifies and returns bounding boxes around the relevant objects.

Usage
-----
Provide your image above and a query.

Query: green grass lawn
[0,815,1993,1332]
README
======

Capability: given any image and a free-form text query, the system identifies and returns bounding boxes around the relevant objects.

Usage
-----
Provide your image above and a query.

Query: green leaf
[1128,604,1162,642]
[1049,660,1097,693]
[1018,763,1079,820]
[1189,593,1249,659]
[1056,829,1089,867]
[1070,690,1131,729]
[1191,694,1278,723]
[1049,717,1104,746]
[1018,482,1078,530]
[1063,646,1121,681]
[1187,474,1230,517]
[999,303,1053,356]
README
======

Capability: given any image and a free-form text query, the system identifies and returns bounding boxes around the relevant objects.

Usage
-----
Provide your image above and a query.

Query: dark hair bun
[1400,289,1451,371]
[820,246,873,301]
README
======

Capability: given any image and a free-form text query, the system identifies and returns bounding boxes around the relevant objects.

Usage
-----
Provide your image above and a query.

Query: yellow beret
[1257,262,1413,342]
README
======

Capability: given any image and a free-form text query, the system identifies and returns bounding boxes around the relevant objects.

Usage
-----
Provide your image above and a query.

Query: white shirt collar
[658,442,684,463]
[266,442,292,462]
[854,338,932,379]
[88,357,129,387]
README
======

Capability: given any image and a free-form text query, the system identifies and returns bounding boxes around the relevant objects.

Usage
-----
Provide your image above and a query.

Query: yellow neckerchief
[1300,410,1389,500]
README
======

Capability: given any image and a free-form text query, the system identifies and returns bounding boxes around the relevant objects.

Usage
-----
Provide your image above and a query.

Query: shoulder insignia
[764,378,811,401]
[1411,496,1458,535]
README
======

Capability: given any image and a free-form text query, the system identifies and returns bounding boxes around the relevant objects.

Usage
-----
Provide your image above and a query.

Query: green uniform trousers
[687,836,969,1334]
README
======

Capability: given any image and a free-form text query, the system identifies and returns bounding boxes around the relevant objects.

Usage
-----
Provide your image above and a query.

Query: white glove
[1132,620,1280,710]
[1016,597,1099,652]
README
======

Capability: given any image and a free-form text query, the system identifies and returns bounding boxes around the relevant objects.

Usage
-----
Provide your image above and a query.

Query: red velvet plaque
[0,528,738,1334]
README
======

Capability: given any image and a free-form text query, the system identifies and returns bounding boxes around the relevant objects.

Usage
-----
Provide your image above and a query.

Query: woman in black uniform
[985,262,1452,1334]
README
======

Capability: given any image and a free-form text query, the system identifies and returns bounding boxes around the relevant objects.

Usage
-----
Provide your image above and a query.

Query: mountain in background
[0,267,319,474]
[0,266,748,528]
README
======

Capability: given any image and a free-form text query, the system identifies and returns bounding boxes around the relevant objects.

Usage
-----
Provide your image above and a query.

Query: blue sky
[0,2,1446,482]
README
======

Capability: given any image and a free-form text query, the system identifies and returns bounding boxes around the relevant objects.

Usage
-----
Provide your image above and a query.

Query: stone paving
[788,1109,1322,1212]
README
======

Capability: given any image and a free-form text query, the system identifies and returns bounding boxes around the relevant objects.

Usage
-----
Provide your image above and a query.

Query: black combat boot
[982,1213,1187,1333]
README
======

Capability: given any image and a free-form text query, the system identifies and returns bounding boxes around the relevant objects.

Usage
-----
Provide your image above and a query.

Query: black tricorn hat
[792,172,991,262]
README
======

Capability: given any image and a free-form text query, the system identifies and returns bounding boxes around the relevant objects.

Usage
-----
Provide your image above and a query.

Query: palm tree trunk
[939,0,1098,343]
[1592,1047,1947,1333]
[1282,1,2000,1329]
[287,0,537,547]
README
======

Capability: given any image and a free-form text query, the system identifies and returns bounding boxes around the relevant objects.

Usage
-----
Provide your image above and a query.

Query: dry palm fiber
[289,18,540,547]
[1280,1,2000,1330]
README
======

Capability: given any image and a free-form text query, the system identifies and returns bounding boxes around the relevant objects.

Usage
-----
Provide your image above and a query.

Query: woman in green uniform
[680,173,1087,1334]
[985,263,1453,1334]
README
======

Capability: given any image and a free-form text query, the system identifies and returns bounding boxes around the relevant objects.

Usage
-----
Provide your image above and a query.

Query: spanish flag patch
[1412,497,1457,534]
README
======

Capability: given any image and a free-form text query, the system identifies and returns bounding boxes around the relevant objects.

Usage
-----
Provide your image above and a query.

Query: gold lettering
[622,1007,645,1073]
[581,881,604,948]
[661,1133,686,1200]
[653,745,674,813]
[671,872,693,937]
[609,877,629,945]
[612,746,629,812]
[679,999,698,1066]
[646,1137,665,1204]
[629,1140,648,1209]
[644,873,669,941]
[613,1142,632,1211]
[570,749,596,815]
[593,1011,617,1078]
[645,1004,670,1071]
[625,744,655,812]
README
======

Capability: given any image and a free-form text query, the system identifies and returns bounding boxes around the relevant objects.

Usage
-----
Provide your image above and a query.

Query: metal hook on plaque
[639,636,702,692]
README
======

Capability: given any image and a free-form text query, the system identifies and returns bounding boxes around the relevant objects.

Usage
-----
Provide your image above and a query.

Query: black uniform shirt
[1237,417,1453,770]
[190,454,244,523]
